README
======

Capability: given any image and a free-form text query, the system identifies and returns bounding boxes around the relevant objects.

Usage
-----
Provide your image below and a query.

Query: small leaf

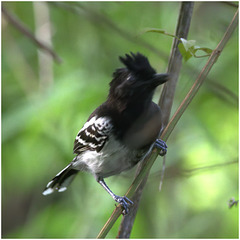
[179,39,213,59]
[180,38,196,51]
[142,30,213,61]
[178,42,193,61]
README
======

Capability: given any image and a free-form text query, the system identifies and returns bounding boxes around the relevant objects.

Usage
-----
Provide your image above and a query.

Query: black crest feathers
[119,52,156,77]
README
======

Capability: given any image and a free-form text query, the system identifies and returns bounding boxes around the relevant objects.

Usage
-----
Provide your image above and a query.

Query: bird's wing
[73,115,113,154]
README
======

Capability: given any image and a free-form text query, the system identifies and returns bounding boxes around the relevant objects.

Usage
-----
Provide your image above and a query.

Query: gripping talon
[155,139,167,156]
[114,196,133,215]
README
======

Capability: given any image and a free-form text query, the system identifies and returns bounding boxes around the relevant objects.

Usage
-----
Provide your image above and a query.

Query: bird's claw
[155,139,167,156]
[114,195,133,215]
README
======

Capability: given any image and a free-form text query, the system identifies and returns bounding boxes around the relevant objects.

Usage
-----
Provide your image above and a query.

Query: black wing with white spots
[73,115,113,154]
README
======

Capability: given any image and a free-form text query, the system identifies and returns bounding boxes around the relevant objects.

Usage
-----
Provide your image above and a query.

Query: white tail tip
[42,188,54,196]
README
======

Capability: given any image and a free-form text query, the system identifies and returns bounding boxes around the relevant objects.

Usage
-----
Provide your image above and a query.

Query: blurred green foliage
[2,2,238,238]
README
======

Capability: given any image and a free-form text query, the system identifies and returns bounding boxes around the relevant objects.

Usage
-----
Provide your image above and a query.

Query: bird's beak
[152,73,170,86]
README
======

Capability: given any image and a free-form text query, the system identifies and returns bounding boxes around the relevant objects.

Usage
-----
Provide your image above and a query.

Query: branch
[2,6,62,64]
[117,2,194,238]
[159,2,194,127]
[50,2,169,60]
[96,6,238,239]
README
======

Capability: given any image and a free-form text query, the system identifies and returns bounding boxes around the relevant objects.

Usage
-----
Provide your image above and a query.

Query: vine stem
[96,7,238,239]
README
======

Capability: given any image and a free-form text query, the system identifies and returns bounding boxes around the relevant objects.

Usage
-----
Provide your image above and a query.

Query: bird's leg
[155,139,168,156]
[98,178,133,215]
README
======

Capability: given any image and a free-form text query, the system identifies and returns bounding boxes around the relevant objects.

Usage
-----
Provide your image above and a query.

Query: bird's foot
[155,139,167,156]
[114,195,133,215]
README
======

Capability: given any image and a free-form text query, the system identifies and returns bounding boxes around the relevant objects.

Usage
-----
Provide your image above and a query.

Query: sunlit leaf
[180,38,196,51]
[178,42,193,61]
[179,38,213,60]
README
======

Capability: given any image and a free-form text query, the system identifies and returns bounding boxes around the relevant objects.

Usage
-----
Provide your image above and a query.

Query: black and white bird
[43,52,169,214]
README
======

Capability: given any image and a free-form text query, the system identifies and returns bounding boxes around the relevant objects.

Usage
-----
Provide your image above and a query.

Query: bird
[42,52,169,215]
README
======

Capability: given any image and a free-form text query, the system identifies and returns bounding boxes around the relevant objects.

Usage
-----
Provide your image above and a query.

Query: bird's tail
[42,164,78,195]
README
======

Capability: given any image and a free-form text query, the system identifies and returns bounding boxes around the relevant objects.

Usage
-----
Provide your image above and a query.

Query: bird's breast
[122,102,162,150]
[73,134,147,179]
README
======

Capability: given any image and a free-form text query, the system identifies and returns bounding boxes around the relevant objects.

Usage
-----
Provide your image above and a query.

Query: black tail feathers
[42,164,78,195]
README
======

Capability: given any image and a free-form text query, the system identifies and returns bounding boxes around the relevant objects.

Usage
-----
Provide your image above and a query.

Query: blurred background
[2,2,238,238]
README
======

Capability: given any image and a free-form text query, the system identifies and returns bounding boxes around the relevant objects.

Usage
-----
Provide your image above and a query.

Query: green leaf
[142,33,213,60]
[179,38,213,59]
[180,38,196,51]
[178,42,193,61]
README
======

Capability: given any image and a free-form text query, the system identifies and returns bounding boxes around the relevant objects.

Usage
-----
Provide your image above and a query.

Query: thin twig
[159,155,166,191]
[2,6,62,64]
[159,2,194,128]
[96,7,238,239]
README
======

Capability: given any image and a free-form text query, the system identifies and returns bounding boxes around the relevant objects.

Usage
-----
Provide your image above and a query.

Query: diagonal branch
[2,6,62,64]
[96,6,238,239]
[50,2,169,60]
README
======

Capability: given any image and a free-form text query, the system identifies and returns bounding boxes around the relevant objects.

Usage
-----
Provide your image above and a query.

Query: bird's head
[108,52,169,102]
